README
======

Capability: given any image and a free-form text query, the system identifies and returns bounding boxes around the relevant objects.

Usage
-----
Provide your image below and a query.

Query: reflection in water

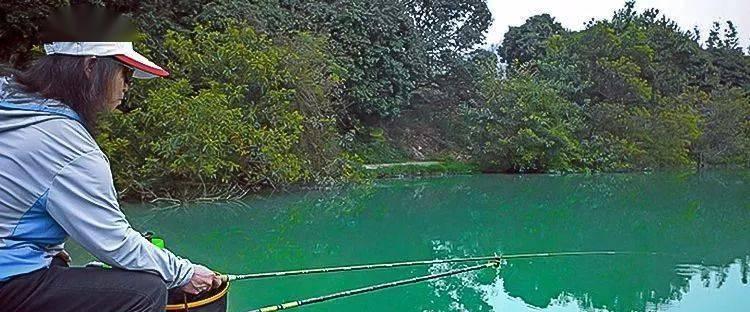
[67,171,749,311]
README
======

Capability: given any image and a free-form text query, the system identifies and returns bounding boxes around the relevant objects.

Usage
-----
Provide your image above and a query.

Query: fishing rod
[246,261,501,312]
[220,250,633,282]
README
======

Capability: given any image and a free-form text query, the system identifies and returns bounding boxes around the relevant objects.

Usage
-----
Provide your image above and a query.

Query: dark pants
[0,258,168,312]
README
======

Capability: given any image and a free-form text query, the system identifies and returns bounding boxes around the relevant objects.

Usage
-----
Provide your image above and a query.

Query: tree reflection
[409,171,750,311]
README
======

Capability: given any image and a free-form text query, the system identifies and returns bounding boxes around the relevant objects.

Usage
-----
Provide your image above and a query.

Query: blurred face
[106,65,133,111]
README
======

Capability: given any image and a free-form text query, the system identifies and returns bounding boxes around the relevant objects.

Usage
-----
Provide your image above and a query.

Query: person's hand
[181,264,223,295]
[56,250,72,264]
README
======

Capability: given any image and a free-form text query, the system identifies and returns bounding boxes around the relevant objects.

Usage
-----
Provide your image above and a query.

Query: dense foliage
[466,1,749,172]
[97,24,355,199]
[1,0,749,199]
[469,74,585,172]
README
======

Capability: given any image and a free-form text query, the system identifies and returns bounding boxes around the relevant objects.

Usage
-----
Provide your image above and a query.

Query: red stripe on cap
[113,55,169,77]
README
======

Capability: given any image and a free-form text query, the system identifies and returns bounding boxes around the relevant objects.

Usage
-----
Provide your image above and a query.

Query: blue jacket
[0,76,193,288]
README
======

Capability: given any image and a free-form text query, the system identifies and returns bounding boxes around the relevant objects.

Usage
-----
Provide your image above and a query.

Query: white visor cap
[43,42,169,79]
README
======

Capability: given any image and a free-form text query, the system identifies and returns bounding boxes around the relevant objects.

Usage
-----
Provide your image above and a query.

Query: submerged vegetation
[2,1,749,200]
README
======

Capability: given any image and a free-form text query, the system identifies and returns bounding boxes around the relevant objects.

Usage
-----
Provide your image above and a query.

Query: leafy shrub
[468,74,584,173]
[98,23,351,200]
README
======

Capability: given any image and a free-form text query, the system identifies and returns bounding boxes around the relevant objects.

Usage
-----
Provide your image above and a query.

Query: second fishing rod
[220,250,635,282]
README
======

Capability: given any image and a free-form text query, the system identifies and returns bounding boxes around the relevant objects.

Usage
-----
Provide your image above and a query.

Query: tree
[98,23,350,199]
[498,14,565,68]
[695,87,750,166]
[533,2,721,170]
[196,0,295,35]
[404,48,500,156]
[704,22,750,90]
[468,73,584,173]
[706,22,722,49]
[723,21,740,52]
[276,0,492,118]
[407,0,492,76]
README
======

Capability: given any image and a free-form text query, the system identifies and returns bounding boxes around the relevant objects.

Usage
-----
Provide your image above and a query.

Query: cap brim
[114,52,169,79]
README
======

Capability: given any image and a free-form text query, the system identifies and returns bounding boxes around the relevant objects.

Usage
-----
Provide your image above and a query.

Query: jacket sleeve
[46,150,194,289]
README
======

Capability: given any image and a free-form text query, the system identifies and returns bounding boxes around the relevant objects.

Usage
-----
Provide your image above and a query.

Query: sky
[485,0,750,51]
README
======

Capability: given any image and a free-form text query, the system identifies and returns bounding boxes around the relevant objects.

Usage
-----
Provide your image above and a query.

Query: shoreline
[126,166,749,205]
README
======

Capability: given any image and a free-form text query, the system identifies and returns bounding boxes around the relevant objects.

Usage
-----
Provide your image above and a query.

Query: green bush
[97,24,352,200]
[622,100,701,168]
[468,74,584,173]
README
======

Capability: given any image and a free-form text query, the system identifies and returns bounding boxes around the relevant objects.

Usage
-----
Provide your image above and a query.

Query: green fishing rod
[247,261,501,312]
[220,250,633,282]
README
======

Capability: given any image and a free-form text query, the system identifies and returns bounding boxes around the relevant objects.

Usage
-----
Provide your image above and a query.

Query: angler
[0,42,223,312]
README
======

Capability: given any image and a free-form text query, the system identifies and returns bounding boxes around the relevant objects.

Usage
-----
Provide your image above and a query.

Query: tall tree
[706,22,722,49]
[498,14,565,68]
[407,0,492,76]
[280,0,425,118]
[723,20,740,51]
[704,21,750,89]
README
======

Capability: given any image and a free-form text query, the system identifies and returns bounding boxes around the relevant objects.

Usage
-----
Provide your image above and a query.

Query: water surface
[69,171,750,311]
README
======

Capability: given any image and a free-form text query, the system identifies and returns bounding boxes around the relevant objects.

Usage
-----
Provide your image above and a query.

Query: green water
[69,171,750,311]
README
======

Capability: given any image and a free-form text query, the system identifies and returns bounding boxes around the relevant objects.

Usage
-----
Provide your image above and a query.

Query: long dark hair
[6,55,124,133]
